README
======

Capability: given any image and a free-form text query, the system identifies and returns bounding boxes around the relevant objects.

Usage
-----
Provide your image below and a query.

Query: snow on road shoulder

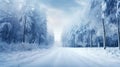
[0,48,54,67]
[68,47,120,67]
[106,48,120,59]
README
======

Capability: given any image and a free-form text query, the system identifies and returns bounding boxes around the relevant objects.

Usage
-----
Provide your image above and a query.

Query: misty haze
[0,0,120,67]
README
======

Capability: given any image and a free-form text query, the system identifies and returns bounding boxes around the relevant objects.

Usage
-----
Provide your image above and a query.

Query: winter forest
[0,0,54,51]
[0,0,120,67]
[62,0,120,48]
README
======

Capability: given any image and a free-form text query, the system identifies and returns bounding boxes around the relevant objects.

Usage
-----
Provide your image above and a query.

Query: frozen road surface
[0,47,120,67]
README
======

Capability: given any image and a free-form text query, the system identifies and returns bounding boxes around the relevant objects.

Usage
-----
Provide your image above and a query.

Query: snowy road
[0,47,120,67]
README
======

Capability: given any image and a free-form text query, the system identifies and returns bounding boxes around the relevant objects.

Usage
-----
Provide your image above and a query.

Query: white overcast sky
[39,0,91,41]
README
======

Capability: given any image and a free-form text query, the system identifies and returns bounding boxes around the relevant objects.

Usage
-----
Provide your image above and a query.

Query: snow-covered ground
[0,47,120,67]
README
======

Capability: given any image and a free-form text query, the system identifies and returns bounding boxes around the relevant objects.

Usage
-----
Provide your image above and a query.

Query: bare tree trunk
[98,42,100,48]
[116,1,120,50]
[23,15,26,43]
[102,18,106,49]
[90,30,92,47]
[117,18,120,50]
[117,1,120,50]
[71,34,76,47]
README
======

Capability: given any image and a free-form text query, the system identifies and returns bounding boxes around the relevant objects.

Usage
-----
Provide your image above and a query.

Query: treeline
[0,0,54,51]
[62,0,120,49]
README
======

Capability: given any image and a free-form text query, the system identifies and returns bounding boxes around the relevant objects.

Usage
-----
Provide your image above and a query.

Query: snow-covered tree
[116,0,120,49]
[62,0,119,48]
[101,0,107,49]
[0,0,53,51]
